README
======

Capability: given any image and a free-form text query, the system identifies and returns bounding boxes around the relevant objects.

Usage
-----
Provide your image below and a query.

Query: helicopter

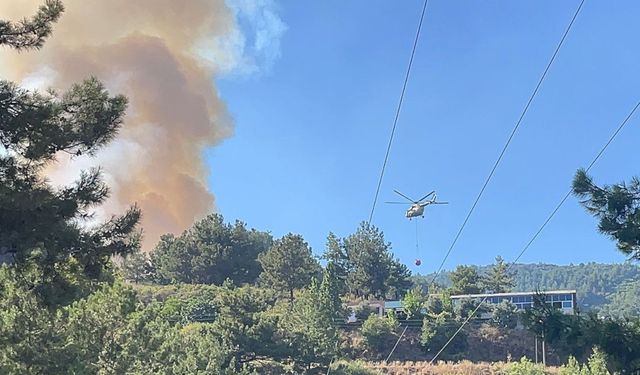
[385,189,448,220]
[386,190,448,267]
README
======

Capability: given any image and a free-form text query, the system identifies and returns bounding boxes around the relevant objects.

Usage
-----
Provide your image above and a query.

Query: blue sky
[206,0,640,274]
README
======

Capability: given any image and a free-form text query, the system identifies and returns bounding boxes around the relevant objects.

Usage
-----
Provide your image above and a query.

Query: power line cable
[429,98,640,364]
[427,0,586,287]
[368,0,429,224]
[385,325,409,363]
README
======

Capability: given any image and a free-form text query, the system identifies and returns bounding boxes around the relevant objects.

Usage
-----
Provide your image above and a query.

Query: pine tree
[322,232,350,295]
[344,222,393,299]
[449,265,482,295]
[573,169,640,260]
[322,263,347,321]
[386,258,413,300]
[482,256,515,293]
[258,233,320,302]
[150,214,272,285]
[0,1,141,304]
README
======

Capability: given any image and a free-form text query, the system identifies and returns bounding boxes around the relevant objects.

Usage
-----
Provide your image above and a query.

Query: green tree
[360,313,398,353]
[280,278,339,372]
[344,222,393,299]
[120,248,154,283]
[58,281,138,373]
[522,293,567,343]
[420,311,466,359]
[322,232,350,295]
[0,1,141,305]
[386,258,413,300]
[0,266,62,373]
[209,281,285,368]
[151,214,272,285]
[323,263,348,321]
[449,265,482,295]
[259,233,320,302]
[573,170,640,260]
[482,255,515,293]
[491,300,519,329]
[401,288,425,320]
[425,292,454,317]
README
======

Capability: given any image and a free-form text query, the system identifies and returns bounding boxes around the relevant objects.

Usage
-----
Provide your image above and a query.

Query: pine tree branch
[0,0,64,50]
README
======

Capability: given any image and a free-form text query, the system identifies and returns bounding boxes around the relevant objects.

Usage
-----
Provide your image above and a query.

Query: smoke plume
[0,0,285,249]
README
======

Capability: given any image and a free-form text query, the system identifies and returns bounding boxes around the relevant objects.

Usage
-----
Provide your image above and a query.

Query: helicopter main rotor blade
[421,201,448,207]
[393,189,415,203]
[385,202,410,204]
[417,191,436,203]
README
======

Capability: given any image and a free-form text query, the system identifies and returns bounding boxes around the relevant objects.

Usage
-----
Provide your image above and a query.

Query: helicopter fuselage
[406,204,425,218]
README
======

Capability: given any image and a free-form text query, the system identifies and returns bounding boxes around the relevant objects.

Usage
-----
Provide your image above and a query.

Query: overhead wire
[385,325,409,363]
[368,0,429,224]
[345,2,430,372]
[429,98,640,364]
[427,0,586,288]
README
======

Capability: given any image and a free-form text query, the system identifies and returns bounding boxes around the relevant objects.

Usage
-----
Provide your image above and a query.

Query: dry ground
[363,360,559,375]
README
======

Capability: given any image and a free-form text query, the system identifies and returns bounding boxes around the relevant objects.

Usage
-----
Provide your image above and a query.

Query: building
[343,289,577,323]
[345,300,386,323]
[450,289,577,315]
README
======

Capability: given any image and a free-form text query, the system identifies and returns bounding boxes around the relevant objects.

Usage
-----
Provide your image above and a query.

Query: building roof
[384,301,402,309]
[450,289,577,299]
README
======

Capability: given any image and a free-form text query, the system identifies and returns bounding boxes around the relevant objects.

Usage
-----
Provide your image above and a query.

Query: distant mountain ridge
[414,262,640,318]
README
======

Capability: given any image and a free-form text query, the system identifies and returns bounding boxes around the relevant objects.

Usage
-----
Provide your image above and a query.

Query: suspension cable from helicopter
[368,0,429,224]
[329,2,430,374]
[415,218,420,260]
[426,0,586,289]
[428,98,640,365]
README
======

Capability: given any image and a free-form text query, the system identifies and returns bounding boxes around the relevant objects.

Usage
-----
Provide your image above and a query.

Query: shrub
[421,312,467,360]
[559,348,611,375]
[505,357,546,375]
[491,300,519,329]
[354,304,377,321]
[586,348,611,375]
[558,356,582,375]
[360,314,396,352]
[329,360,377,375]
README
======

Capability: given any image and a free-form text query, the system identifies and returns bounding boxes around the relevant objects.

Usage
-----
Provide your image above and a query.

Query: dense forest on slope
[415,262,640,317]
